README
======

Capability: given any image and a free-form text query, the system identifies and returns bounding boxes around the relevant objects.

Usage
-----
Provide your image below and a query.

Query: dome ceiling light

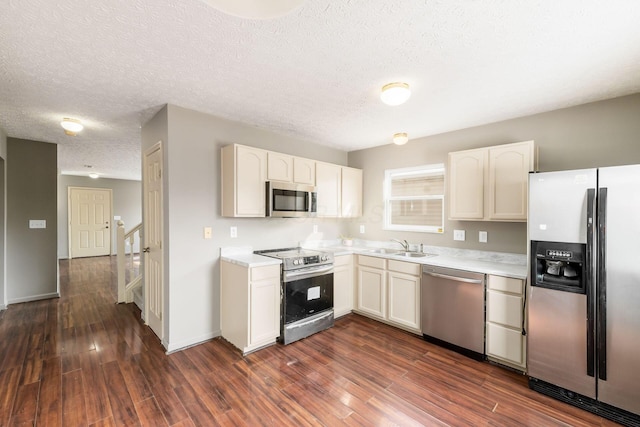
[393,132,409,146]
[380,82,411,106]
[199,0,304,19]
[61,118,84,136]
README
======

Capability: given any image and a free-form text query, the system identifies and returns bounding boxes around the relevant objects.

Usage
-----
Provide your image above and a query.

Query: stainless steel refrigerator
[528,165,640,426]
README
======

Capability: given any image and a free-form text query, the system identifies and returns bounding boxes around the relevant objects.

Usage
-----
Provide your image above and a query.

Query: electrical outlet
[479,231,488,243]
[453,229,466,241]
[204,227,212,239]
[359,224,365,234]
[313,225,318,233]
[230,226,237,238]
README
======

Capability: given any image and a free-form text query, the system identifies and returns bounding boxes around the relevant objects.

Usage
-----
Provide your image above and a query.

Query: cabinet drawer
[486,322,524,365]
[387,259,421,276]
[334,254,352,267]
[358,255,386,269]
[251,264,280,281]
[488,275,523,294]
[487,290,522,328]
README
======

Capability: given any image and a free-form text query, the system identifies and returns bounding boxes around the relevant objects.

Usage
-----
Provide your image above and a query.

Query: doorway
[143,142,164,341]
[68,187,113,258]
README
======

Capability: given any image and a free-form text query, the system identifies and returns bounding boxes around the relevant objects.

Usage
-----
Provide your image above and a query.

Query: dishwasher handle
[423,270,484,284]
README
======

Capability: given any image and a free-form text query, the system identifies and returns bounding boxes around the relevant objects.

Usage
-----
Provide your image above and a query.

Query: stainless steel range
[254,247,334,344]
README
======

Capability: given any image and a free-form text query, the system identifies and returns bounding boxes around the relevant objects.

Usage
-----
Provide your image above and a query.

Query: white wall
[142,104,349,351]
[57,175,141,258]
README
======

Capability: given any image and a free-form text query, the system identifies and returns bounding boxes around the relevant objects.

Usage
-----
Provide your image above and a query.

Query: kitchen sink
[365,248,400,254]
[395,252,433,258]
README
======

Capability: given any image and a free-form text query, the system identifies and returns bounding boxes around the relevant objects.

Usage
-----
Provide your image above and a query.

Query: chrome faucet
[392,239,410,251]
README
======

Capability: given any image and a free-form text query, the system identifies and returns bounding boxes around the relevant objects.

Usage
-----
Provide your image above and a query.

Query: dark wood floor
[0,257,620,426]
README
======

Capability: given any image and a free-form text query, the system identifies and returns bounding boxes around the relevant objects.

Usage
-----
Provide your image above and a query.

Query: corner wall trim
[164,330,222,354]
[7,292,60,305]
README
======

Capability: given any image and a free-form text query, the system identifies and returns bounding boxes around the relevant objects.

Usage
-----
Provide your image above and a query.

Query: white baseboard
[8,292,60,305]
[164,330,222,354]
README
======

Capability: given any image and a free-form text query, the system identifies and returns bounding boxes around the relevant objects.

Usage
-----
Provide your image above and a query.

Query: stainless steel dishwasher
[421,265,485,360]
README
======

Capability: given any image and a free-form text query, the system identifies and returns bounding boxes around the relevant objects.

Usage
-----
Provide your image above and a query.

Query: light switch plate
[479,231,488,243]
[204,227,212,239]
[453,229,465,241]
[230,226,237,238]
[29,220,46,229]
[359,224,365,234]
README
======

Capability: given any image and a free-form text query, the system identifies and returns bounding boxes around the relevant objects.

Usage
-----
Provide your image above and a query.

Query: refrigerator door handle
[597,187,608,381]
[586,188,596,378]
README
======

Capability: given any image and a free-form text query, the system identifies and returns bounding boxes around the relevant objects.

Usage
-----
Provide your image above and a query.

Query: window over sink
[383,164,445,233]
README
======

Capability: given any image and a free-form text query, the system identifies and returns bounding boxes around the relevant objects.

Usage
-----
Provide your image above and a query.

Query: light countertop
[220,244,527,279]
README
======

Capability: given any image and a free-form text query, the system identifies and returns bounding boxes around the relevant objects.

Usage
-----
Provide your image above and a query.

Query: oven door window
[273,189,308,212]
[283,273,333,324]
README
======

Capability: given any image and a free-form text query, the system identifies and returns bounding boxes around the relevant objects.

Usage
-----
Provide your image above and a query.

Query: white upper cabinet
[316,162,342,217]
[221,144,267,217]
[341,167,363,218]
[222,143,361,218]
[448,148,486,220]
[267,152,293,182]
[448,140,536,222]
[293,157,316,185]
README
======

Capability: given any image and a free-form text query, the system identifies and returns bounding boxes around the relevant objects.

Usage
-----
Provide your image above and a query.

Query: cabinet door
[333,255,353,318]
[387,271,420,331]
[486,322,525,366]
[236,145,267,217]
[448,149,486,220]
[316,162,342,217]
[293,157,316,185]
[487,290,523,328]
[249,277,280,346]
[341,167,363,218]
[267,152,293,182]
[357,266,386,319]
[487,141,533,221]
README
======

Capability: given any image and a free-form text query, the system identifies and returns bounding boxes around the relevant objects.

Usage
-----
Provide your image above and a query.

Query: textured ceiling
[1,0,640,181]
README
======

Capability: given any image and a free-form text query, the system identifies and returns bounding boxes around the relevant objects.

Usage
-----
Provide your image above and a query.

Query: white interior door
[143,143,164,340]
[69,187,112,258]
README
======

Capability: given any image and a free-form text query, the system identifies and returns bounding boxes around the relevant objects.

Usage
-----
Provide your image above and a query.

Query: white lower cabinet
[333,254,354,318]
[356,255,421,334]
[221,261,280,354]
[387,260,421,331]
[486,274,526,370]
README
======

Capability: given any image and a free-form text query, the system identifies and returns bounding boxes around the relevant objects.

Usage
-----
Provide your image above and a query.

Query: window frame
[383,163,445,233]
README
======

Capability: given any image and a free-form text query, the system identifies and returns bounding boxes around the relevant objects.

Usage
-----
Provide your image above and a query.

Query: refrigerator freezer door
[529,169,597,244]
[597,164,640,415]
[527,286,595,398]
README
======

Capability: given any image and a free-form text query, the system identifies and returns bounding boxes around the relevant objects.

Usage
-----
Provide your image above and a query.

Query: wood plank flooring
[0,256,621,426]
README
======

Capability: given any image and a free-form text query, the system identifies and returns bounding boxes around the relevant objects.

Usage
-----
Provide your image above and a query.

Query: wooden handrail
[117,220,143,303]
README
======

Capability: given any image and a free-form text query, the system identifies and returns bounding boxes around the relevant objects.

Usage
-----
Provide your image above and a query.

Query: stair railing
[117,220,143,303]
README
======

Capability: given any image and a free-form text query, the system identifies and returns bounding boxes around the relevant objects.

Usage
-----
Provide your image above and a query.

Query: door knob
[143,247,150,253]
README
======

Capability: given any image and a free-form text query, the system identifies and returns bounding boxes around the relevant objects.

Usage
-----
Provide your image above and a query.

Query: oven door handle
[283,265,334,282]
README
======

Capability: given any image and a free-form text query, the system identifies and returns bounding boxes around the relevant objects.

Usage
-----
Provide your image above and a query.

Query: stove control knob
[321,255,328,261]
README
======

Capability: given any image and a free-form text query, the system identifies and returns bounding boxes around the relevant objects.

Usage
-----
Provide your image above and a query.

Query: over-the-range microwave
[266,181,317,218]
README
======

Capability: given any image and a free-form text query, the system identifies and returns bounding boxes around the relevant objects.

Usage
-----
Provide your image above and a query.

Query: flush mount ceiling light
[88,173,99,179]
[60,118,83,136]
[199,0,304,19]
[393,132,409,146]
[380,82,411,106]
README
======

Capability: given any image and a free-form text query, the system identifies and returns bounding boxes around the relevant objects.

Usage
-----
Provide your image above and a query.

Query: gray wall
[7,138,58,304]
[57,175,141,258]
[142,104,349,351]
[0,128,6,309]
[348,93,640,254]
